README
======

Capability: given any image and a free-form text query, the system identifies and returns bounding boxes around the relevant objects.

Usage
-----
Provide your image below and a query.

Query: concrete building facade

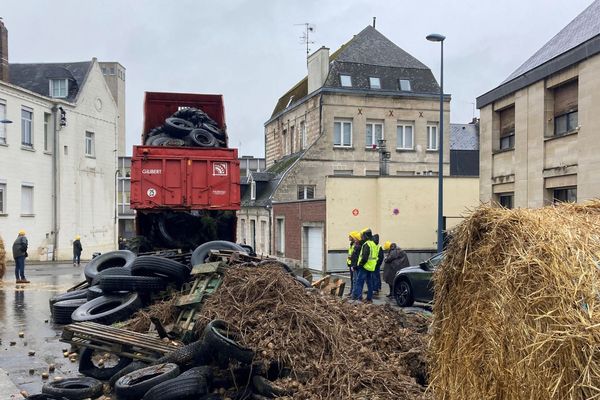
[0,20,123,260]
[477,1,600,208]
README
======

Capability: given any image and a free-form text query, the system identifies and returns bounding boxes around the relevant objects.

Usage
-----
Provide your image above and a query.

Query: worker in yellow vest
[372,234,384,296]
[351,229,377,303]
[346,231,362,296]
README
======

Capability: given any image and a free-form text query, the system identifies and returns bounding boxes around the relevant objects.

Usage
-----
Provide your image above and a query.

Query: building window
[300,121,307,150]
[366,121,384,147]
[553,187,577,204]
[250,219,256,250]
[498,105,515,150]
[427,124,439,150]
[333,119,352,147]
[0,102,6,144]
[0,182,5,214]
[553,80,578,136]
[282,129,288,155]
[276,218,285,256]
[297,185,315,200]
[260,220,267,254]
[21,184,34,215]
[333,170,353,176]
[290,125,295,154]
[49,79,68,98]
[44,113,51,152]
[369,77,381,89]
[85,131,95,156]
[21,108,33,148]
[396,123,414,149]
[240,218,247,244]
[399,79,412,91]
[340,75,352,87]
[498,193,514,209]
[250,180,256,200]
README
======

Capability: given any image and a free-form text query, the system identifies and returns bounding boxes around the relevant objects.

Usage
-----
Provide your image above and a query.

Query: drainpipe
[51,105,59,260]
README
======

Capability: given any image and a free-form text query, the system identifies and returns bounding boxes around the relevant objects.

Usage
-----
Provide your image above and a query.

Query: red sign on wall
[352,208,359,216]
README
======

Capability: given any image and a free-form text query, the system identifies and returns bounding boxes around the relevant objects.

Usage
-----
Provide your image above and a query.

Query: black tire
[79,347,132,381]
[153,136,186,147]
[252,375,290,397]
[142,366,212,400]
[188,129,217,147]
[26,394,69,400]
[394,279,415,307]
[294,276,311,288]
[115,363,180,400]
[84,250,136,282]
[99,275,167,293]
[156,339,210,366]
[131,256,190,284]
[86,285,105,301]
[257,260,294,275]
[200,122,226,141]
[91,267,132,285]
[42,377,103,400]
[49,288,88,311]
[52,298,88,324]
[109,361,148,388]
[164,117,195,137]
[145,133,168,146]
[71,293,142,325]
[191,241,247,266]
[203,320,254,364]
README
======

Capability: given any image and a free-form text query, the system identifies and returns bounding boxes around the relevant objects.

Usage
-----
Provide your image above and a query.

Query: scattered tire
[42,377,103,400]
[188,129,217,147]
[98,275,167,293]
[26,394,69,400]
[142,366,212,400]
[191,241,247,266]
[84,250,136,282]
[257,260,294,275]
[52,298,88,325]
[131,256,190,284]
[114,363,180,400]
[156,339,210,366]
[86,285,105,301]
[164,117,195,137]
[294,275,311,288]
[91,267,132,285]
[252,375,291,397]
[71,293,142,325]
[203,320,254,364]
[49,288,88,312]
[79,347,132,381]
[109,361,148,388]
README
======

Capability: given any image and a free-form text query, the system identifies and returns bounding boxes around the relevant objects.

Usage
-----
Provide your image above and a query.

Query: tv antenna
[295,23,316,61]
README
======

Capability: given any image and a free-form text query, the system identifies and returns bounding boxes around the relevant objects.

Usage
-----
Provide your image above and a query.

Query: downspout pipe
[51,104,59,260]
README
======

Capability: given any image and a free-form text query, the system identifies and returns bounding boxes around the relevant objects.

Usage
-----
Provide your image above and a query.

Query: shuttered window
[21,184,34,215]
[553,80,578,136]
[499,106,515,150]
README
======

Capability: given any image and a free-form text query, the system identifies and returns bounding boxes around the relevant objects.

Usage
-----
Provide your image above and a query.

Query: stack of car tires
[144,107,226,148]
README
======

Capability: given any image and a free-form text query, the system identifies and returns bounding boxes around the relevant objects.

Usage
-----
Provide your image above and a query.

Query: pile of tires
[144,107,226,148]
[49,251,190,326]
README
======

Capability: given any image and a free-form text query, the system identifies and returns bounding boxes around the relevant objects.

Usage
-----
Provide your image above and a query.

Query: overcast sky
[1,0,593,156]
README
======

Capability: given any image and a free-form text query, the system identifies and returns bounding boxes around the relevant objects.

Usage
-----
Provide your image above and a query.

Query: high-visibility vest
[347,244,354,266]
[359,240,378,272]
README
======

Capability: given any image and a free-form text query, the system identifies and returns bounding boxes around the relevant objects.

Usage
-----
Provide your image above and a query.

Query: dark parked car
[393,253,443,307]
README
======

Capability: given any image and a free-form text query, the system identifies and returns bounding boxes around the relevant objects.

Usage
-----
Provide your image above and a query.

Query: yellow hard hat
[383,241,391,251]
[350,231,361,241]
[18,229,26,235]
[75,235,81,240]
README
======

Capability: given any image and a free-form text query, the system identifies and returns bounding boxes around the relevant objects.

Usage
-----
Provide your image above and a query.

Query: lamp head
[426,33,446,42]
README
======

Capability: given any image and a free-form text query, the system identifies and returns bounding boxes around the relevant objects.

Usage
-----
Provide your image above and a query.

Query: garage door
[306,227,323,270]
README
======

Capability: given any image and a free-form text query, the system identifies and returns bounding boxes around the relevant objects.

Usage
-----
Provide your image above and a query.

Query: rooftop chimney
[0,19,7,82]
[307,46,329,94]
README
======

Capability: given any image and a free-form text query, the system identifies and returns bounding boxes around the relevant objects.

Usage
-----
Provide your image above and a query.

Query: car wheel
[394,280,414,307]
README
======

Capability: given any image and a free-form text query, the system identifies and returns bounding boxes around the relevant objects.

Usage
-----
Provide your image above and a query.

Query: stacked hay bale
[0,233,5,279]
[430,202,600,400]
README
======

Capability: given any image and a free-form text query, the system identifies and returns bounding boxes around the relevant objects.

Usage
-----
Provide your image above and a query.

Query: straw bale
[195,263,431,399]
[0,233,5,279]
[430,202,600,400]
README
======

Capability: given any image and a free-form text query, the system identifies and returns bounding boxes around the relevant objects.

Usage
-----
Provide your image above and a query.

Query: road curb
[0,368,21,398]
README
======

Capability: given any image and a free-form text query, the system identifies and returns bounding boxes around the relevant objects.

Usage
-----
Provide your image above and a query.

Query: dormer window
[340,75,352,87]
[250,180,256,200]
[369,77,381,89]
[399,79,411,91]
[50,79,68,98]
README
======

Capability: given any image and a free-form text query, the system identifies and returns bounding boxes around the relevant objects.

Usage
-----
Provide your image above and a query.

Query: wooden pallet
[61,322,179,362]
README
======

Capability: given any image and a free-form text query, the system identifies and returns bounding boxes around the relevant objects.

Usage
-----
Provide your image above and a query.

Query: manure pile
[195,264,431,400]
[431,202,600,400]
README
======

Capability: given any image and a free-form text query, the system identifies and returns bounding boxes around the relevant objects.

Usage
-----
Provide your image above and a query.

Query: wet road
[0,263,86,397]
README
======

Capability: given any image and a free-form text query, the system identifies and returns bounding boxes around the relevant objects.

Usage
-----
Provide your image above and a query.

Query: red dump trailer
[129,92,240,251]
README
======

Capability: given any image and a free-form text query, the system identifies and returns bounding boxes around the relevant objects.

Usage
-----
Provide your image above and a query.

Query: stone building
[0,20,124,260]
[257,25,451,269]
[477,0,600,208]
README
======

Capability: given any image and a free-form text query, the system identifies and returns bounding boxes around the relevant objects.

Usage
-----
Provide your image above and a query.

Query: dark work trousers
[73,252,81,265]
[374,264,382,292]
[352,268,374,300]
[14,256,26,280]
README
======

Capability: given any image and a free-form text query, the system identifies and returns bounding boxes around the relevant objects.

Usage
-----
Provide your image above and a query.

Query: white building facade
[0,59,120,260]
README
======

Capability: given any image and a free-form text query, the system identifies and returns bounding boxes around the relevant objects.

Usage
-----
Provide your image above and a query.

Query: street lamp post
[426,33,446,253]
